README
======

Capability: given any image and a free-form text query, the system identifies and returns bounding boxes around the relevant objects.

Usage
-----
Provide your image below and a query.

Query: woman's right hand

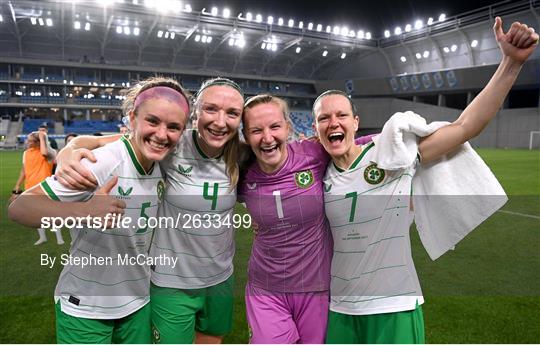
[56,148,98,190]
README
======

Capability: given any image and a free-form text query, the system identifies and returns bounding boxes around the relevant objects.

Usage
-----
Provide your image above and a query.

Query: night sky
[196,0,505,37]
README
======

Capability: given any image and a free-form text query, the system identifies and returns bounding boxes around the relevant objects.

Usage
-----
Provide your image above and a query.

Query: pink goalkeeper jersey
[239,140,332,293]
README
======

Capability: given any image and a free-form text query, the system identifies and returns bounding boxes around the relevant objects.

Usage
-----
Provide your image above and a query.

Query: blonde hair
[243,94,293,133]
[193,77,244,190]
[123,76,191,123]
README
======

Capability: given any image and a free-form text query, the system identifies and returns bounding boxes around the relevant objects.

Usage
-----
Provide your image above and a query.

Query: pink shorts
[245,282,329,344]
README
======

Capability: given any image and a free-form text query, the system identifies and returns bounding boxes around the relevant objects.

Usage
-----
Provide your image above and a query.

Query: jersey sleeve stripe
[40,180,60,201]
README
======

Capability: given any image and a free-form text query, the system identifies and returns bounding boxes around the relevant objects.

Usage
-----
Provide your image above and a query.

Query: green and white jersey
[324,141,424,316]
[150,129,237,289]
[41,136,164,319]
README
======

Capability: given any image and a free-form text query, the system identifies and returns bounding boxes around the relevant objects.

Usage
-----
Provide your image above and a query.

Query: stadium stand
[22,119,55,134]
[290,111,314,136]
[64,120,122,134]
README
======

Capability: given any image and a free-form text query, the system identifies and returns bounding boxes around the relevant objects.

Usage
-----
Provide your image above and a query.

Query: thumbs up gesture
[86,176,126,229]
[494,16,539,64]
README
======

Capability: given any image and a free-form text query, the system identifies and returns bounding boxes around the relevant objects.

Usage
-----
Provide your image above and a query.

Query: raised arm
[419,17,538,162]
[56,134,121,190]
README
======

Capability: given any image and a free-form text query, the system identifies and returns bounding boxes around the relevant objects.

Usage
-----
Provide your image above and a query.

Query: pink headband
[133,86,190,115]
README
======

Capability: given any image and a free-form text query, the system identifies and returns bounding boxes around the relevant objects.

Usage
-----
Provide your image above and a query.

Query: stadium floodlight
[451,44,457,52]
[400,56,407,62]
[133,27,140,35]
[414,20,423,30]
[30,17,37,25]
[267,16,273,25]
[316,24,322,31]
[357,30,364,39]
[0,14,3,22]
[340,52,346,59]
[308,22,313,30]
[157,30,163,37]
[299,21,304,29]
[223,8,230,18]
[117,26,123,34]
[423,50,430,58]
[266,43,271,50]
[124,26,131,35]
[144,0,155,8]
[288,19,294,27]
[34,79,38,83]
[349,30,355,37]
[295,46,301,53]
[195,34,200,42]
[278,17,283,26]
[256,14,262,23]
[63,80,67,84]
[74,21,81,30]
[211,7,218,16]
[271,43,277,51]
[427,17,434,25]
[69,81,74,85]
[261,42,266,49]
[341,27,348,36]
[165,31,169,39]
[201,35,207,43]
[365,32,371,39]
[325,25,331,33]
[322,50,328,57]
[415,52,421,59]
[170,32,175,39]
[38,18,45,26]
[206,35,211,43]
[184,4,191,12]
[85,22,91,31]
[394,26,402,35]
[246,12,252,21]
[333,26,340,35]
[471,39,478,48]
[132,0,138,4]
[384,30,390,38]
[439,13,446,22]
[443,46,449,53]
[405,24,411,32]
[228,38,234,46]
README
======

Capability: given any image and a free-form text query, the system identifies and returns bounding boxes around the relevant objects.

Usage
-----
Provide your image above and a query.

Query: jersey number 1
[273,190,284,219]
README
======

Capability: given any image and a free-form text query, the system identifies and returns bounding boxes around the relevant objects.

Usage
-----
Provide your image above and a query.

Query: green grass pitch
[0,149,538,343]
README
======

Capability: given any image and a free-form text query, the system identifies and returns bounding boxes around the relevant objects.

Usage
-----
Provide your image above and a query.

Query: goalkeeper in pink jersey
[239,94,373,343]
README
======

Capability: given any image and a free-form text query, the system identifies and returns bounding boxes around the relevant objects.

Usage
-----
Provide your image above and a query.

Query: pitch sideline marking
[497,210,540,220]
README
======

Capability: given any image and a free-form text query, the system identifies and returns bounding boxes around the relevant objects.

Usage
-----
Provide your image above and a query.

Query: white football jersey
[324,142,424,315]
[149,129,237,289]
[42,136,164,319]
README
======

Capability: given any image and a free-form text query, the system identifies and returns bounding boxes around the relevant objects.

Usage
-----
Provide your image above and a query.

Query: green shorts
[326,304,425,344]
[150,275,234,344]
[55,301,151,344]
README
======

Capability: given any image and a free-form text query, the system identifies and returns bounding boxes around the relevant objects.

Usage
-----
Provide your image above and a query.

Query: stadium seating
[23,119,55,133]
[64,120,122,134]
[290,111,314,136]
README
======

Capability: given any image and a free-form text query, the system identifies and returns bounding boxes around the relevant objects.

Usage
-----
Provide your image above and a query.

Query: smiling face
[195,85,244,157]
[129,97,187,170]
[313,94,359,160]
[243,102,290,174]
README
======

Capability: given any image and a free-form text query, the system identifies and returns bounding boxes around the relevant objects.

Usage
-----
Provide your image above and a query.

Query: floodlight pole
[7,1,24,57]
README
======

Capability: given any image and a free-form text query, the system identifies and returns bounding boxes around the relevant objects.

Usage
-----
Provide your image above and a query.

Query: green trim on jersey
[333,142,375,172]
[121,136,154,175]
[40,180,60,201]
[192,130,224,160]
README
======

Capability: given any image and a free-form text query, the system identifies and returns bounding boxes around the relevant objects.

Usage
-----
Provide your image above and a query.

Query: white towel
[372,111,508,260]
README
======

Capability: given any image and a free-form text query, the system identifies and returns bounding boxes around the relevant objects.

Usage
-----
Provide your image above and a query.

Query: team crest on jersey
[157,180,165,202]
[364,163,385,185]
[177,164,193,177]
[152,324,161,343]
[117,186,133,197]
[324,182,332,192]
[295,169,314,188]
